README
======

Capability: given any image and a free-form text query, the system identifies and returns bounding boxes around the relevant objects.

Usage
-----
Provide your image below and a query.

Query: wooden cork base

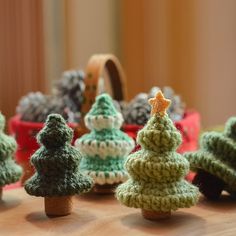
[20,160,34,185]
[141,209,171,221]
[93,183,119,194]
[44,196,73,217]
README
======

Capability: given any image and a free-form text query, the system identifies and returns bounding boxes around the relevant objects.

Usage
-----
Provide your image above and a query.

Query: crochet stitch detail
[0,112,22,186]
[76,94,134,185]
[137,113,182,153]
[24,114,93,197]
[84,94,124,131]
[76,128,134,159]
[116,92,199,212]
[185,117,236,196]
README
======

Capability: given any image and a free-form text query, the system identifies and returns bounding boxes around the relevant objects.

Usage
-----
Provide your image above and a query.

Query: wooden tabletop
[0,188,236,236]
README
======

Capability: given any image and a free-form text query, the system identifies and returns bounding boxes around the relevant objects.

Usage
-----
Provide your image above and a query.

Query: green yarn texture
[116,113,199,212]
[80,156,125,175]
[88,93,118,117]
[185,117,236,193]
[76,93,134,185]
[0,112,22,186]
[80,129,132,143]
[24,114,93,197]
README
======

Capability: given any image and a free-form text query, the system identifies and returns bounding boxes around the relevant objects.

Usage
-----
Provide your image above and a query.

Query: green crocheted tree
[116,91,199,220]
[75,93,134,193]
[0,112,22,198]
[25,114,93,216]
[185,117,236,200]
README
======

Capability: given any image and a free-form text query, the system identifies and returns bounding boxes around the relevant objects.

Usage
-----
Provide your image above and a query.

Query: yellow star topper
[148,91,171,116]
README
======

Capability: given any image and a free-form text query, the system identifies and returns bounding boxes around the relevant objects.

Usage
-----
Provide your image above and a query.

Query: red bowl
[9,111,199,183]
[9,115,79,163]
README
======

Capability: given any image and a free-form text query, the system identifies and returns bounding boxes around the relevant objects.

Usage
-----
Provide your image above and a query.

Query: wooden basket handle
[79,54,127,134]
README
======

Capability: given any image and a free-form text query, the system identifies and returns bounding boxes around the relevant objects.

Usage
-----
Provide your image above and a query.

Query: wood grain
[1,188,236,236]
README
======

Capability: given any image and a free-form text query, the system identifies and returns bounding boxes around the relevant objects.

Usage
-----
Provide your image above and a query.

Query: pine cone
[123,93,151,125]
[148,86,161,98]
[17,92,69,122]
[112,99,128,114]
[17,92,47,122]
[53,70,85,113]
[162,86,185,121]
[121,86,185,126]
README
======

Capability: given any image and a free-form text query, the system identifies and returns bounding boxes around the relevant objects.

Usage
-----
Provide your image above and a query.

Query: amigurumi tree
[116,91,199,220]
[0,112,22,199]
[25,114,93,217]
[75,93,134,193]
[185,117,236,200]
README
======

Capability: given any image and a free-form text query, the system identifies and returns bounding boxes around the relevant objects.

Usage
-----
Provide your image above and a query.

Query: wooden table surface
[1,188,236,236]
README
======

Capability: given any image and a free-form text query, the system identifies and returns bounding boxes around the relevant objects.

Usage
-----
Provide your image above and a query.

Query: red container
[9,111,199,184]
[9,115,78,183]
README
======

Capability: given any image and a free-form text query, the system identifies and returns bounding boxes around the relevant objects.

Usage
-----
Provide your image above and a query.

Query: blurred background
[0,0,236,127]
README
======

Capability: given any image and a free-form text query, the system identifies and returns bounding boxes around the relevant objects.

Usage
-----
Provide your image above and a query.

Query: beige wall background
[64,0,119,69]
[194,0,236,127]
[0,0,236,128]
[0,1,46,120]
[120,0,236,127]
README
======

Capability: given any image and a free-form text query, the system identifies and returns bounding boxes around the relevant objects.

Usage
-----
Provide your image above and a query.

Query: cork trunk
[44,196,73,217]
[141,209,171,220]
[93,183,119,194]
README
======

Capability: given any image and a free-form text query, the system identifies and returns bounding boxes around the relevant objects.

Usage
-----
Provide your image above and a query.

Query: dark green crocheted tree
[25,114,93,197]
[185,117,236,200]
[116,92,199,217]
[76,94,134,187]
[0,112,22,190]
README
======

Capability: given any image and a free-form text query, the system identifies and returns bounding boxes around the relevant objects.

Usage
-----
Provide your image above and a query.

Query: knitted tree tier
[0,112,22,198]
[25,114,93,217]
[76,94,134,193]
[185,117,236,200]
[116,91,199,220]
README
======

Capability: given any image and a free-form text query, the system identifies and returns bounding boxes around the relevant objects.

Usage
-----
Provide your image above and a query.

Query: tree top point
[148,91,171,117]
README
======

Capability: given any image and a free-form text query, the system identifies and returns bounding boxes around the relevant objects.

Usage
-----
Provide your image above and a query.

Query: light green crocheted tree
[185,117,236,200]
[116,91,199,220]
[0,112,22,198]
[75,93,134,192]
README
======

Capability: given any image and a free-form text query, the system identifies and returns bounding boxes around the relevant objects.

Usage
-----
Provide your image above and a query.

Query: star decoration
[148,91,171,116]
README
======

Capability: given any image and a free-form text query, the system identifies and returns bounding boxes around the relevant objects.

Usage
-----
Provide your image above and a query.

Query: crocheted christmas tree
[0,112,22,198]
[25,114,93,216]
[116,91,199,220]
[185,117,236,200]
[75,93,134,193]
